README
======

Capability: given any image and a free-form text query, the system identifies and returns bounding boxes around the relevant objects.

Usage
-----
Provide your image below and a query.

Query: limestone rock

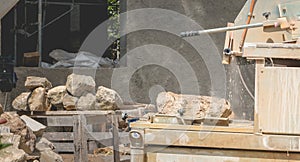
[63,94,78,111]
[0,103,3,114]
[0,134,26,162]
[28,87,51,111]
[156,92,232,118]
[0,112,36,154]
[77,93,96,110]
[20,115,46,137]
[19,127,36,154]
[95,86,123,110]
[47,86,67,109]
[1,112,26,133]
[25,76,52,90]
[36,137,55,152]
[40,150,63,162]
[12,92,30,111]
[66,74,96,97]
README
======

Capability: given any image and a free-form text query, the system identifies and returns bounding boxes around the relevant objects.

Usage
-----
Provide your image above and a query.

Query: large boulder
[12,92,30,111]
[40,150,63,162]
[25,76,52,90]
[62,94,78,111]
[36,137,63,162]
[66,74,96,97]
[28,87,51,111]
[156,92,232,118]
[47,86,67,109]
[95,86,123,110]
[77,93,96,110]
[36,137,55,152]
[0,134,26,162]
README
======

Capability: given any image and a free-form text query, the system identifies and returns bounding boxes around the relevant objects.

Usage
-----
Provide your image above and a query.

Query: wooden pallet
[18,111,130,162]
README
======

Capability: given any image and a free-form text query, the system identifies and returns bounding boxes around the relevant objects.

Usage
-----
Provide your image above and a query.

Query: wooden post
[73,114,88,162]
[112,115,120,162]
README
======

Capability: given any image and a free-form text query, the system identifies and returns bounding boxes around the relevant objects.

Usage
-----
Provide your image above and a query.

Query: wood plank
[0,0,19,19]
[73,115,88,162]
[53,142,74,153]
[112,115,120,162]
[144,129,300,152]
[30,110,118,116]
[46,116,74,126]
[258,67,300,134]
[243,43,300,59]
[43,132,129,143]
[130,122,253,133]
[85,114,108,125]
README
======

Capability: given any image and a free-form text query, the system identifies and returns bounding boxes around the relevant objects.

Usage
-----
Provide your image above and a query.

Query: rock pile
[13,74,123,111]
[13,76,52,111]
[0,112,63,162]
[156,92,232,118]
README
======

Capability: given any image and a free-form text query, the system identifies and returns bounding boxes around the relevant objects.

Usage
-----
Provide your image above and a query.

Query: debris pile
[0,112,63,162]
[12,74,123,111]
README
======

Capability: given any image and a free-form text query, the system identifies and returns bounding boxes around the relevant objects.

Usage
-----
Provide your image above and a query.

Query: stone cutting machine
[129,0,300,161]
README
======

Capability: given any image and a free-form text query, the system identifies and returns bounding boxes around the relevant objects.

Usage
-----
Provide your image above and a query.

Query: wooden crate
[19,111,130,162]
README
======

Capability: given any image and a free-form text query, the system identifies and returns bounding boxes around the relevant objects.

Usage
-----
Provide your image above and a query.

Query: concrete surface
[125,0,253,119]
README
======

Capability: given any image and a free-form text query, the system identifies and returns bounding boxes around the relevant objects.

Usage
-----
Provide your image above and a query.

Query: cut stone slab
[25,76,52,90]
[0,134,26,162]
[36,137,55,152]
[63,94,78,111]
[95,86,123,111]
[77,93,96,110]
[40,150,63,162]
[66,73,96,97]
[156,92,232,119]
[12,92,30,111]
[20,115,46,137]
[28,87,51,111]
[47,86,67,109]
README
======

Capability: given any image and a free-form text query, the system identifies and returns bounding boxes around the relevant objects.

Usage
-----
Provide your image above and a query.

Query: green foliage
[107,0,120,59]
[0,136,12,150]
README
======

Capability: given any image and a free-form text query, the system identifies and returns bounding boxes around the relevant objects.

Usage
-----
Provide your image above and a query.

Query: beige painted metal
[130,122,253,133]
[244,43,300,59]
[258,67,300,134]
[147,153,300,162]
[144,129,300,152]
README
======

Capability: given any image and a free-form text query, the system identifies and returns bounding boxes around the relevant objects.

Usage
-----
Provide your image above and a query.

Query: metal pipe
[38,0,42,67]
[14,7,17,64]
[180,22,264,38]
[240,0,257,49]
[25,1,106,6]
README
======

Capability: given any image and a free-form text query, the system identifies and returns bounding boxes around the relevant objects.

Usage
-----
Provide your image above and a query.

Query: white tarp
[48,49,118,68]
